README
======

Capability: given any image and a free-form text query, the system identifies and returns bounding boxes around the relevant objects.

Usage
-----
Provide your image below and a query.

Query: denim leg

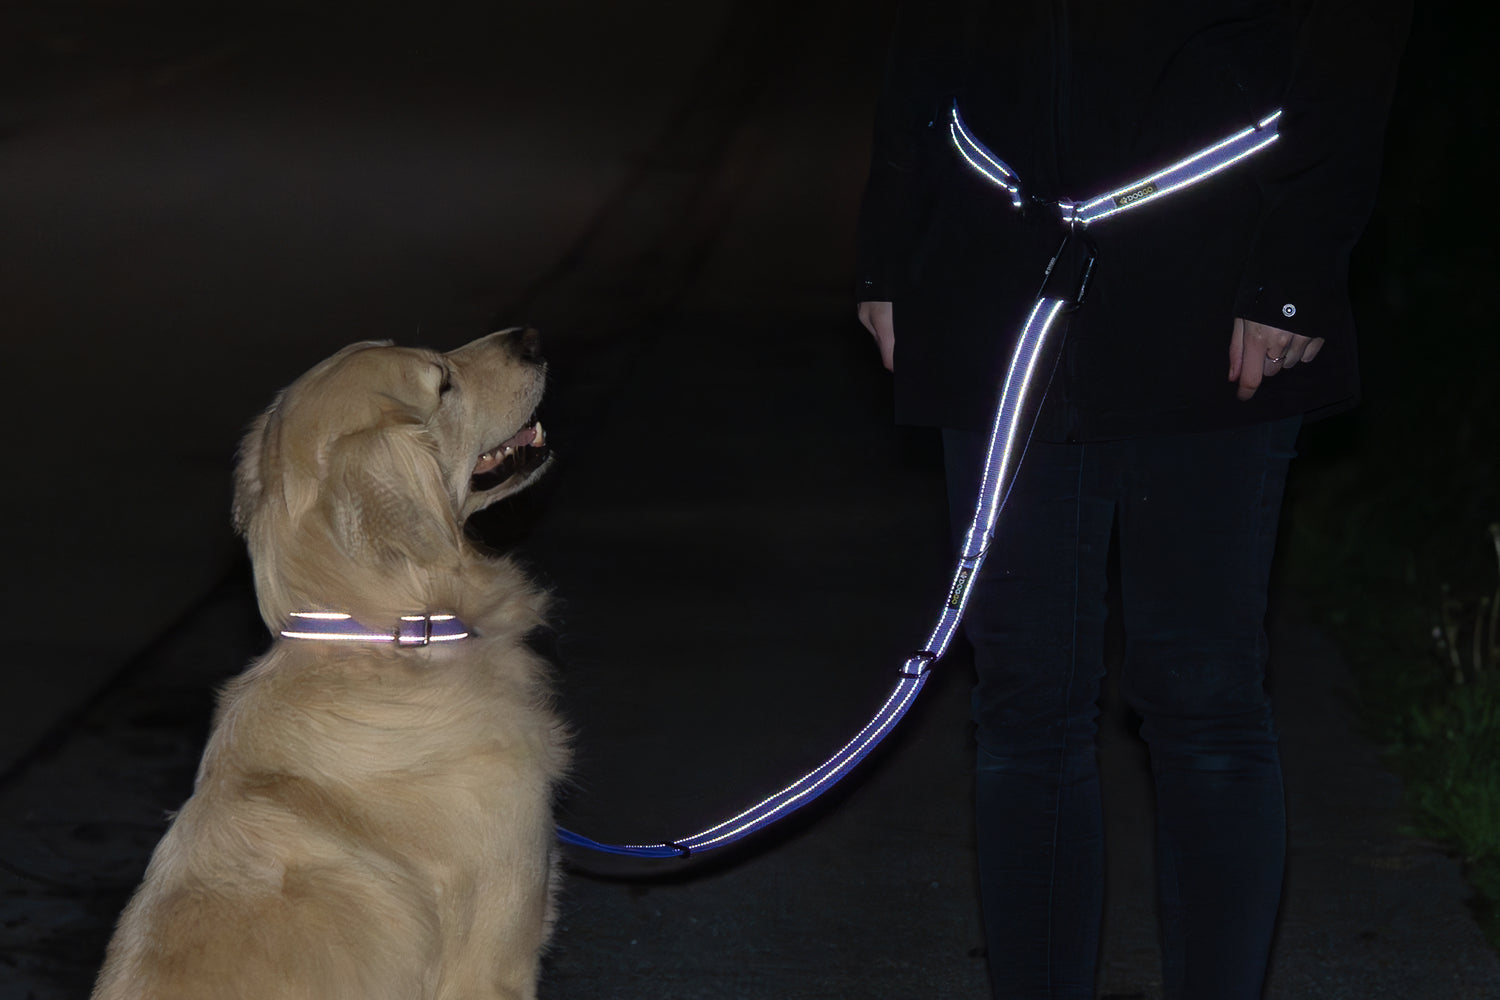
[1115,417,1301,1000]
[945,430,1113,999]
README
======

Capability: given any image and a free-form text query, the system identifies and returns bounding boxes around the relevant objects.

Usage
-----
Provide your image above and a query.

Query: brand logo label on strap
[1113,181,1158,208]
[947,567,973,609]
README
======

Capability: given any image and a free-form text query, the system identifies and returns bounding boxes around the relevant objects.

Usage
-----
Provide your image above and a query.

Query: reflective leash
[560,102,1284,859]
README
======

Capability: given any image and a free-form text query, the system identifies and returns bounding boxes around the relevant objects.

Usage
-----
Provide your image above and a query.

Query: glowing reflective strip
[919,297,1068,664]
[962,299,1066,559]
[553,302,1068,860]
[678,676,927,851]
[556,675,929,858]
[948,101,1280,227]
[948,106,1023,208]
[281,630,395,642]
[558,110,1282,860]
[1073,119,1280,225]
[556,827,685,858]
[280,612,470,643]
[949,105,1020,183]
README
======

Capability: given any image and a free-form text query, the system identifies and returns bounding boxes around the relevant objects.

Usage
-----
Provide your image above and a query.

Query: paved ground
[2,2,1497,998]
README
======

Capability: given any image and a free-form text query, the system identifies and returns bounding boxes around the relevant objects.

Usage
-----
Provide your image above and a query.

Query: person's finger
[858,301,895,371]
[1235,319,1314,400]
[1238,349,1265,400]
[1228,317,1246,382]
[1256,323,1294,377]
[1278,334,1312,369]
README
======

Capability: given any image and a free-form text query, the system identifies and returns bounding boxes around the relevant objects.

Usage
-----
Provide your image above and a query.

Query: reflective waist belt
[558,102,1281,860]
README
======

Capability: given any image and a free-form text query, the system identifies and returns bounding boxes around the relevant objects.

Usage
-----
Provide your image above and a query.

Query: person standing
[856,3,1409,997]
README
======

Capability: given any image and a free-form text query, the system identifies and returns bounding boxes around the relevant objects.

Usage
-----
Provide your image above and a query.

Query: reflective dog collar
[564,105,1282,859]
[280,611,471,646]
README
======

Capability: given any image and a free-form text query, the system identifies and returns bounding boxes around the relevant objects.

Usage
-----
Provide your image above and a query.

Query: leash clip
[1036,229,1099,309]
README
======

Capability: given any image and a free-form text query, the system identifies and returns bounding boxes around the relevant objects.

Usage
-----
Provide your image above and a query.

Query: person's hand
[858,300,895,371]
[1228,317,1324,401]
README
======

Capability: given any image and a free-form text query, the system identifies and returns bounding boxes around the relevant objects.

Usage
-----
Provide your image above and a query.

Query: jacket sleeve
[856,3,964,304]
[1233,0,1412,337]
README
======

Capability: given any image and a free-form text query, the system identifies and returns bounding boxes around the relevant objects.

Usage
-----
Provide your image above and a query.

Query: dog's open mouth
[470,420,549,493]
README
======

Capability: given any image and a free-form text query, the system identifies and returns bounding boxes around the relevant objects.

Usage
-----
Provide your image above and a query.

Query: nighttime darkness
[1,1,1496,998]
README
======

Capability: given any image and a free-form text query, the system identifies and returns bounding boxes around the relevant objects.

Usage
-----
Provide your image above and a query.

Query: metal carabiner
[1036,228,1099,308]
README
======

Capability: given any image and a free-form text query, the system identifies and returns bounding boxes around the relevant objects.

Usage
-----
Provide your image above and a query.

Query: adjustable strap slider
[396,615,434,646]
[900,650,938,678]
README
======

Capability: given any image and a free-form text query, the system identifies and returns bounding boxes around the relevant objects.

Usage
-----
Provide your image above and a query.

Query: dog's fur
[93,331,568,1000]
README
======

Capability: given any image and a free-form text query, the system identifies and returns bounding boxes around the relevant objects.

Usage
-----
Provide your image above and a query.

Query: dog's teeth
[534,421,545,446]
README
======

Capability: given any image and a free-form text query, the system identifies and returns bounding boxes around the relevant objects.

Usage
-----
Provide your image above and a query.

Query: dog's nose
[500,327,542,362]
[517,327,542,361]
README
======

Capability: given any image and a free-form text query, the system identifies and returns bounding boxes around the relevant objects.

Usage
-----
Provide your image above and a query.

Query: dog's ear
[322,421,463,570]
[232,393,323,538]
[232,407,274,537]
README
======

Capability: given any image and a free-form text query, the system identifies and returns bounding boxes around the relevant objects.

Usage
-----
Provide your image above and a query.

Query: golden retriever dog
[93,329,568,1000]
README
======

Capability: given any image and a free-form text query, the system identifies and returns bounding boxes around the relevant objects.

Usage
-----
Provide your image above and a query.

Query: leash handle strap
[558,104,1280,860]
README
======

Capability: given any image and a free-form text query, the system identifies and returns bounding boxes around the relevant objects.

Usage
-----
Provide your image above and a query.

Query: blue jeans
[944,417,1299,1000]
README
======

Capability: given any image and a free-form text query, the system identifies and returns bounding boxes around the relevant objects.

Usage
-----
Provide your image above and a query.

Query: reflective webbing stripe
[949,105,1023,208]
[280,611,470,645]
[1070,110,1282,224]
[555,300,1070,860]
[561,672,931,858]
[949,102,1281,226]
[919,297,1070,661]
[558,105,1281,860]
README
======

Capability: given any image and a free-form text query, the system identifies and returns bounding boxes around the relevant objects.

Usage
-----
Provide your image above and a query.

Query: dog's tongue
[472,422,545,476]
[501,425,539,450]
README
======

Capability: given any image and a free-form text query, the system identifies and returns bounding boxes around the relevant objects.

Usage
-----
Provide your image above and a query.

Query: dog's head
[232,329,550,630]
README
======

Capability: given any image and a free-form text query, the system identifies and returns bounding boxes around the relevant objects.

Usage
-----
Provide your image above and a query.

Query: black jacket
[857,0,1410,438]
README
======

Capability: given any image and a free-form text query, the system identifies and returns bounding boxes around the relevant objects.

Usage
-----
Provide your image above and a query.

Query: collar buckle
[396,615,435,646]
